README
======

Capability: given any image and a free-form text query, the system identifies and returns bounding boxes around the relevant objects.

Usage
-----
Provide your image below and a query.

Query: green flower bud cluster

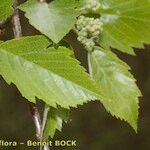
[76,16,103,51]
[82,0,101,12]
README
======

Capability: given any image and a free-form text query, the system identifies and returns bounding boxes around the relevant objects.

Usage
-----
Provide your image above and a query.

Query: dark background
[0,4,150,150]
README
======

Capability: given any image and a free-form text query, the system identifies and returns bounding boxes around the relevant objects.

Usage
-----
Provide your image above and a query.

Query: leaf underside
[100,0,150,54]
[19,0,80,43]
[88,47,141,131]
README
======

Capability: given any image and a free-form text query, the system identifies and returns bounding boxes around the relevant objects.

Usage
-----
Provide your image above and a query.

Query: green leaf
[99,0,150,54]
[43,107,69,139]
[19,0,80,43]
[0,35,108,108]
[88,47,141,131]
[0,0,13,21]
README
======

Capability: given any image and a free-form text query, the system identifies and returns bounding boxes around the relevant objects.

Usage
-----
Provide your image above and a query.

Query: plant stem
[11,0,22,38]
[42,105,50,134]
[39,0,47,3]
[11,1,50,150]
[88,52,93,76]
[29,104,42,140]
[40,105,50,150]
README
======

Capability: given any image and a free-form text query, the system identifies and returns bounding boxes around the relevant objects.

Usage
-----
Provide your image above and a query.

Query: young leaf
[0,0,13,21]
[19,0,80,43]
[88,47,141,131]
[43,107,69,139]
[100,0,150,54]
[0,35,108,108]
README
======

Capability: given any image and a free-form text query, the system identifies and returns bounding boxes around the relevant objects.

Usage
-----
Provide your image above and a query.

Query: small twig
[29,104,42,140]
[11,0,22,38]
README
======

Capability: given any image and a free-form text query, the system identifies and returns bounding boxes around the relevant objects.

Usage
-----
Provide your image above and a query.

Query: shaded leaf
[19,0,80,43]
[88,47,141,130]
